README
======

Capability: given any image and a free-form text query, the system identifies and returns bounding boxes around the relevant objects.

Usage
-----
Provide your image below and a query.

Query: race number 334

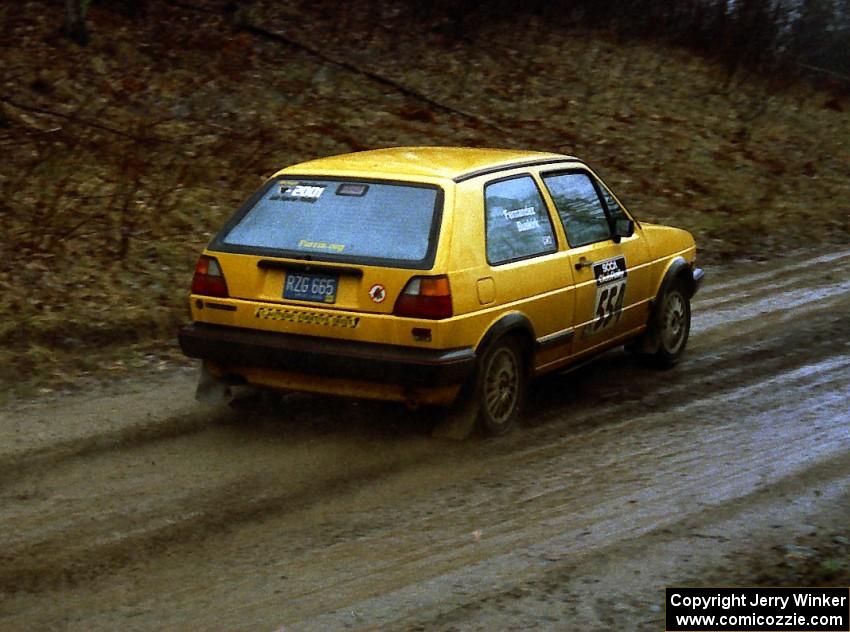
[592,256,627,332]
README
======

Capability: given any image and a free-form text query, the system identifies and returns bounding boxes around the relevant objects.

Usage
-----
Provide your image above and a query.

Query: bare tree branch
[0,96,174,144]
[795,62,850,83]
[242,23,509,135]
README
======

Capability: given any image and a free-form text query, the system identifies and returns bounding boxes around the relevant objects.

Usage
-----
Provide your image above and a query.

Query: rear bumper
[178,323,476,387]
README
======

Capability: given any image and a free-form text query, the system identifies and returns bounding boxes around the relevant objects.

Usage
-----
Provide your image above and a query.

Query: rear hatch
[207,176,444,315]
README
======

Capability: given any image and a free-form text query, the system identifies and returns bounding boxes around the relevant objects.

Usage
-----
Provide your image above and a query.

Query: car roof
[275,147,577,182]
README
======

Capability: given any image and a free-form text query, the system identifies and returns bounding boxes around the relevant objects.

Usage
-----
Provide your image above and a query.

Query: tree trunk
[64,0,89,45]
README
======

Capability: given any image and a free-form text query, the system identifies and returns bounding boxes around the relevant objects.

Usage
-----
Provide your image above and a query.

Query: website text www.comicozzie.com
[665,587,849,632]
[673,613,844,629]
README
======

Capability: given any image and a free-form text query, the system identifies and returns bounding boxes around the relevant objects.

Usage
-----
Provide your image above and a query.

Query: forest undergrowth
[1,0,848,396]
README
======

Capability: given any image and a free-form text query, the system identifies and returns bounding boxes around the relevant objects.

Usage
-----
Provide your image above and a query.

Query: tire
[648,280,691,368]
[475,336,527,436]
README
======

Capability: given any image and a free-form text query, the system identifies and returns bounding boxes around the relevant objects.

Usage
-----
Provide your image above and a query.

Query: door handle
[574,257,594,270]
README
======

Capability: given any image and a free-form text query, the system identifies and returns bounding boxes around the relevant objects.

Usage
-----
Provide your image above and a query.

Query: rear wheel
[476,337,526,436]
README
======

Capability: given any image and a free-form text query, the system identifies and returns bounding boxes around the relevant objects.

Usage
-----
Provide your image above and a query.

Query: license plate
[283,272,338,304]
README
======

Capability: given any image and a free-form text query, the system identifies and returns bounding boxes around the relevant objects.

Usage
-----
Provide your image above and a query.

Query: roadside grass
[1,0,848,397]
[728,531,850,589]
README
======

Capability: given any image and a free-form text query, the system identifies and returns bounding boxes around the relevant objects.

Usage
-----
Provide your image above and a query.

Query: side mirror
[612,218,634,243]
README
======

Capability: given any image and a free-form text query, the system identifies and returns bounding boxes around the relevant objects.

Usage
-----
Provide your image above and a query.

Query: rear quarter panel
[442,178,577,355]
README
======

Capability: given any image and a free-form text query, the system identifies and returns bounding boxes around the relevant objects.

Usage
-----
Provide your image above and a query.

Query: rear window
[214,177,442,268]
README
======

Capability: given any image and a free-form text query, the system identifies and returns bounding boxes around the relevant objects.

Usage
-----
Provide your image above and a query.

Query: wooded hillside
[1,0,848,395]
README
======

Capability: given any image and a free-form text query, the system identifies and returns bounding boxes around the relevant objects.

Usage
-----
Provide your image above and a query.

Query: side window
[596,180,629,222]
[598,182,628,222]
[485,176,557,265]
[542,172,611,248]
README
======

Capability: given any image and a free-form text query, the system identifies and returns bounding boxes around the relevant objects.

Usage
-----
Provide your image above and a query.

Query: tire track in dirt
[0,407,224,484]
[3,300,845,599]
[0,373,203,480]
[0,454,438,594]
[1,249,849,630]
[0,258,850,587]
[209,251,850,628]
[3,246,847,477]
[275,356,850,627]
[407,461,850,631]
[700,248,850,290]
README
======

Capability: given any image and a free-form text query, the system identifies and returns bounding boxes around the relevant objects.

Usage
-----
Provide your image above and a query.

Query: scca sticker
[594,257,626,286]
[591,256,627,333]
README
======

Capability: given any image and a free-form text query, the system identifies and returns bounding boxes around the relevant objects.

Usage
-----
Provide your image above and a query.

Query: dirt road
[2,249,849,631]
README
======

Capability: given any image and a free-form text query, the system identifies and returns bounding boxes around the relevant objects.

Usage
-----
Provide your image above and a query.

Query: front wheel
[475,337,527,436]
[648,281,691,368]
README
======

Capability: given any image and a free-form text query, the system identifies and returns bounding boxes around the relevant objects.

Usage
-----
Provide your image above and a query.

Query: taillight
[191,255,229,298]
[393,275,452,319]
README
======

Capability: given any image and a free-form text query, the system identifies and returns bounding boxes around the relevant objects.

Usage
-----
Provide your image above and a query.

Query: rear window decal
[298,239,346,253]
[270,182,326,202]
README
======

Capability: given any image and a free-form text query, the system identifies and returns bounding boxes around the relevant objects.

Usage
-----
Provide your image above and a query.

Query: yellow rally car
[179,147,704,434]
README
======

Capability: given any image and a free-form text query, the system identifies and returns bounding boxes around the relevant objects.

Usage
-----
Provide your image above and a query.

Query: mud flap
[195,364,232,405]
[430,387,479,440]
[633,325,661,354]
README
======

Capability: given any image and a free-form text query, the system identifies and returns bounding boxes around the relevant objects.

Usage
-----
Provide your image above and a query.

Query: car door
[539,168,651,355]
